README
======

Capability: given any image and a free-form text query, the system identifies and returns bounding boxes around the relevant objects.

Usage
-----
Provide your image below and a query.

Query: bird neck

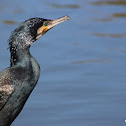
[10,47,31,68]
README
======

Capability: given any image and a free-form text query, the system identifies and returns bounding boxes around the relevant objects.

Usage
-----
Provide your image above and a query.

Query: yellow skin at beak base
[36,16,70,39]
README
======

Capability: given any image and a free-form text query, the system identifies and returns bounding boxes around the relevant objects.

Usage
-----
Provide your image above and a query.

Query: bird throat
[10,45,18,67]
[10,45,30,67]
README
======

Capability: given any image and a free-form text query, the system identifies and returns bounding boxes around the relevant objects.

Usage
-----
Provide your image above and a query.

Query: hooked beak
[36,16,70,39]
[47,16,70,30]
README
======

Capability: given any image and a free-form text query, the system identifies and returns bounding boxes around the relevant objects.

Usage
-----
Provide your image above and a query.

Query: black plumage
[0,16,70,126]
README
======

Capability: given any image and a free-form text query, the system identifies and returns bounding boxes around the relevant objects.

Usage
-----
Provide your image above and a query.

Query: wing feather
[0,69,14,110]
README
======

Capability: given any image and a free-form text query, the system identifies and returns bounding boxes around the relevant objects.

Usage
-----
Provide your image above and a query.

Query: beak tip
[65,16,70,21]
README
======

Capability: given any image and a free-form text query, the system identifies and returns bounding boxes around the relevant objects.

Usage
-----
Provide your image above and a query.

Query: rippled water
[0,0,126,126]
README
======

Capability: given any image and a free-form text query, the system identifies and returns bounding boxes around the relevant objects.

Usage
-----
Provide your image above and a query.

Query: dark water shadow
[93,12,126,22]
[2,20,18,25]
[92,0,126,6]
[13,9,24,14]
[92,16,113,22]
[71,59,114,64]
[92,33,126,38]
[51,3,80,9]
[112,13,126,18]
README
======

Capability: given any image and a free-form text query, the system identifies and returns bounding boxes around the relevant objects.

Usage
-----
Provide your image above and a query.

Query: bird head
[9,16,70,50]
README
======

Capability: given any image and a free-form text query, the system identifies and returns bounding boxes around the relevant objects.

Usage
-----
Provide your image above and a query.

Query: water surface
[0,0,126,126]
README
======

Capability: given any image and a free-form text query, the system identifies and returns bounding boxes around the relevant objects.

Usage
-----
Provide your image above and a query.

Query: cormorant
[0,16,70,126]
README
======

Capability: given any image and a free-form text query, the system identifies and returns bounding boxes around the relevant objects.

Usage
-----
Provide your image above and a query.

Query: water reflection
[51,4,80,9]
[13,9,24,14]
[93,17,113,22]
[72,59,114,64]
[93,12,126,22]
[112,13,126,18]
[92,33,126,38]
[92,0,126,6]
[2,20,18,25]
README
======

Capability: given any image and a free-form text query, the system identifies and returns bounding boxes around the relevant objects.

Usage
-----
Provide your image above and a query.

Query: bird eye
[44,22,47,26]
